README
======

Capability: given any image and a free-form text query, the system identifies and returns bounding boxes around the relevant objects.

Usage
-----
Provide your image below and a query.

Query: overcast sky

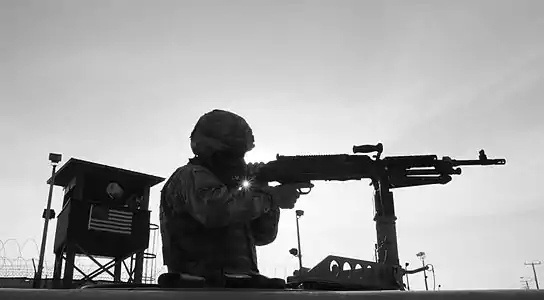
[1,0,543,290]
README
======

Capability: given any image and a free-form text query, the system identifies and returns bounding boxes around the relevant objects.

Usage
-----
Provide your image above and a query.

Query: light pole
[34,153,62,289]
[416,251,429,291]
[295,210,304,271]
[427,263,437,291]
[405,262,410,290]
[525,260,541,290]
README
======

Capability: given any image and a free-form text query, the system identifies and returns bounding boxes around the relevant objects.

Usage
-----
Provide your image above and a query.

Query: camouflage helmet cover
[190,109,255,157]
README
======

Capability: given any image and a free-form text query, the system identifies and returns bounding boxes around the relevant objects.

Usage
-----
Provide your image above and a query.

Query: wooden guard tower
[49,158,164,288]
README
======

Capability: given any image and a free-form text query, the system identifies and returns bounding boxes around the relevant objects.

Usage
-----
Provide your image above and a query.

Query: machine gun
[253,142,505,191]
[249,143,506,291]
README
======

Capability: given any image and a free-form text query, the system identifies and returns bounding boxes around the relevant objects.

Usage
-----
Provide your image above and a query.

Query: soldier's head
[190,109,254,180]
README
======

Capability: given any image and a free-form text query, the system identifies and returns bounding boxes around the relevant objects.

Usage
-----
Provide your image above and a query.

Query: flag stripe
[89,222,131,232]
[109,214,132,221]
[108,216,133,223]
[90,219,131,229]
[89,226,131,235]
[88,205,133,235]
[109,210,132,217]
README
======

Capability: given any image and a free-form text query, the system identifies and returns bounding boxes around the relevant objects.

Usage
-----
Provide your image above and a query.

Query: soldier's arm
[178,166,277,228]
[250,207,280,246]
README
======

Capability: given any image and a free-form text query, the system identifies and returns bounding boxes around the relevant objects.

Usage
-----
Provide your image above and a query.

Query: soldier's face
[210,150,247,179]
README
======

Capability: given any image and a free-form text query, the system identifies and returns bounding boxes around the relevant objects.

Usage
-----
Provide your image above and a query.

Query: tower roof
[46,158,164,188]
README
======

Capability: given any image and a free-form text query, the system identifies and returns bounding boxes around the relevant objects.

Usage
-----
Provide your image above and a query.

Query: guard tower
[49,158,164,288]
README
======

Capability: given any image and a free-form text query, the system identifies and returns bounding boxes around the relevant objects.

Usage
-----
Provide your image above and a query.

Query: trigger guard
[297,187,312,195]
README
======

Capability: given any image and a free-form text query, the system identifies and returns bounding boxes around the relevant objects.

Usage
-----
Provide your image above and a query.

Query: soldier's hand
[246,162,265,177]
[264,182,314,209]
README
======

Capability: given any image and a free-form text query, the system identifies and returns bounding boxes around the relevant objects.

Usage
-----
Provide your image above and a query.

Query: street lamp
[416,251,429,291]
[34,153,62,289]
[294,210,304,272]
[427,264,437,291]
[405,262,410,290]
[524,260,541,290]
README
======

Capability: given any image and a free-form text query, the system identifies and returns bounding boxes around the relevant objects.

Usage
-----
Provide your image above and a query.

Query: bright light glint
[242,180,251,189]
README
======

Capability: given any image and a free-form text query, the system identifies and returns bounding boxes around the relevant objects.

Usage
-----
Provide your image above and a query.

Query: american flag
[88,205,133,235]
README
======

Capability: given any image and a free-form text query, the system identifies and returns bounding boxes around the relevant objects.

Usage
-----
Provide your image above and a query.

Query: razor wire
[0,238,165,283]
[0,238,42,277]
[1,238,293,284]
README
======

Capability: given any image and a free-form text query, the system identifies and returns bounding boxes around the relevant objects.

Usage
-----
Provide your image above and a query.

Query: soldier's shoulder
[162,164,215,199]
[162,164,199,197]
[168,163,213,181]
[180,163,211,174]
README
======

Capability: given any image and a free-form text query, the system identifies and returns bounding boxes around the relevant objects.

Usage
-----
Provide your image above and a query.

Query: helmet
[106,182,124,200]
[190,109,255,157]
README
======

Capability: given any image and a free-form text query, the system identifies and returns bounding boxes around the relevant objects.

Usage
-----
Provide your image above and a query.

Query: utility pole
[525,260,541,290]
[34,153,62,288]
[416,252,429,291]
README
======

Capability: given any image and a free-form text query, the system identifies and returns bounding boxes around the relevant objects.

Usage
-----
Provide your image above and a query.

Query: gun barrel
[453,158,506,166]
